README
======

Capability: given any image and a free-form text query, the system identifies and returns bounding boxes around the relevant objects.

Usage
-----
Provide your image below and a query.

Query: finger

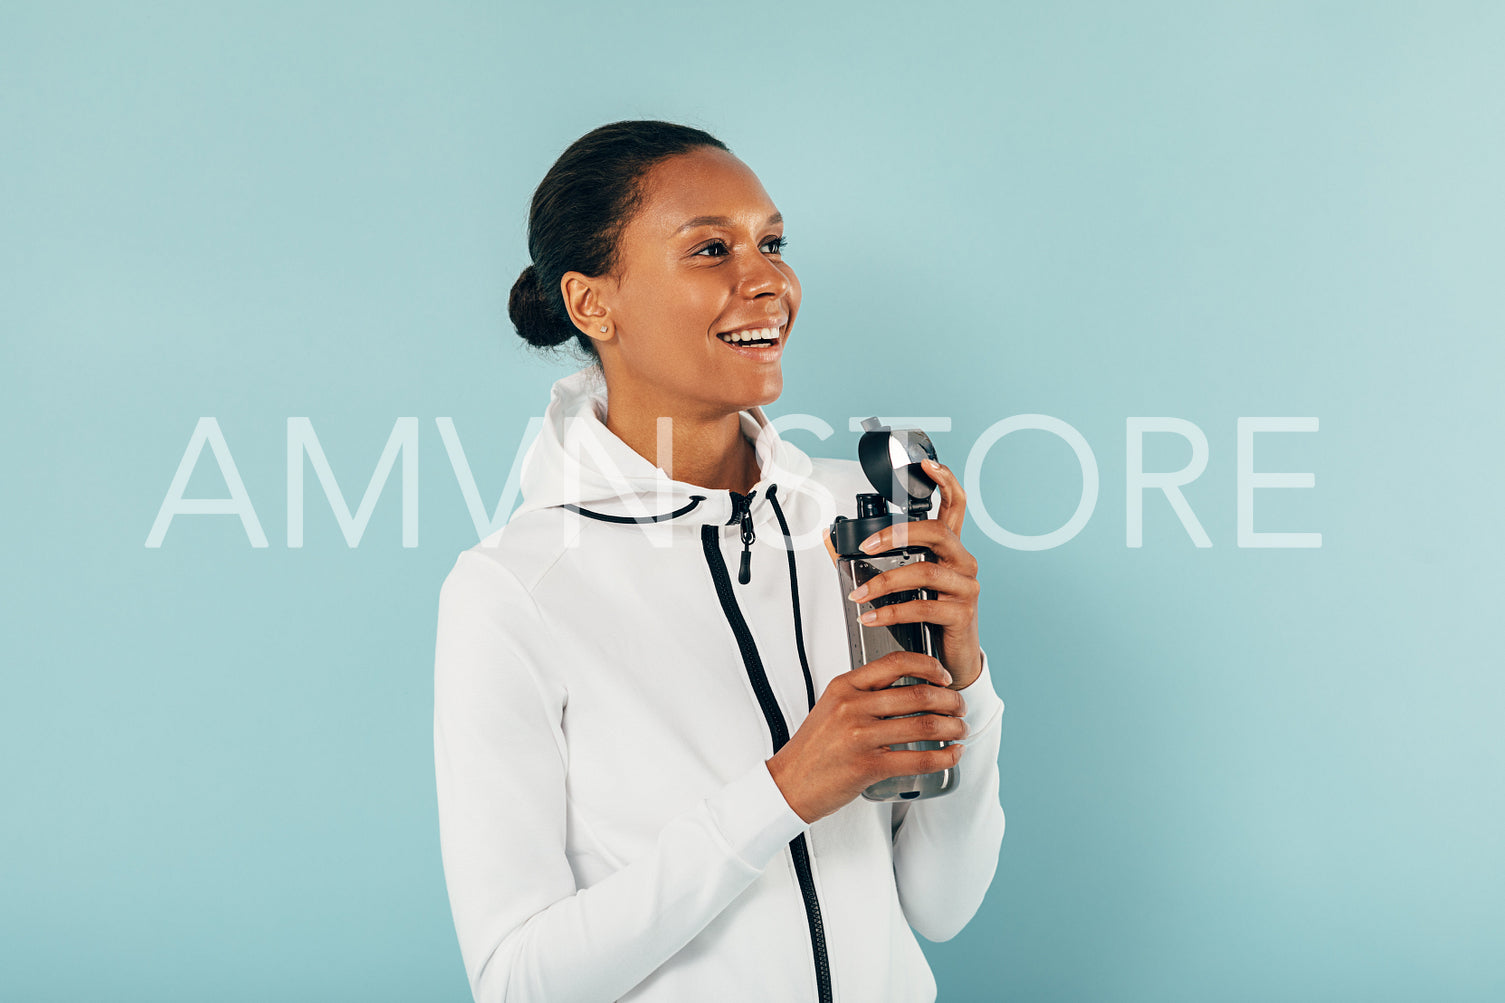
[877,743,966,777]
[866,708,968,748]
[857,520,978,577]
[849,561,979,606]
[923,458,967,537]
[848,650,950,690]
[867,680,967,720]
[858,596,973,631]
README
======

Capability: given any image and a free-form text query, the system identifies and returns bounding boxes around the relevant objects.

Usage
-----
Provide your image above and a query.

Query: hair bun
[511,121,730,358]
[508,263,574,349]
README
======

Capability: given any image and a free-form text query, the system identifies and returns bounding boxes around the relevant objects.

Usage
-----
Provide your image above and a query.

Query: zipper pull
[731,490,756,584]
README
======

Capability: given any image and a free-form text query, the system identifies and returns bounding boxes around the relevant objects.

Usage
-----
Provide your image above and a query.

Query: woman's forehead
[633,149,779,235]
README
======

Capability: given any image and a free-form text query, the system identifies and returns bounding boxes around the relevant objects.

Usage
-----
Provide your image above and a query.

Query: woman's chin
[745,372,783,409]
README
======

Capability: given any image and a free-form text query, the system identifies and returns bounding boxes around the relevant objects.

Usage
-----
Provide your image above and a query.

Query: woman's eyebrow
[675,212,783,235]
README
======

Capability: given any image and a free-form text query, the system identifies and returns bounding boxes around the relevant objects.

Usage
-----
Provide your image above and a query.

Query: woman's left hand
[848,458,983,690]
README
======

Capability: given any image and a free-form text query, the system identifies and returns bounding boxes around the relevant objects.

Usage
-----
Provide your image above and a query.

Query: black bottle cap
[831,510,896,557]
[856,418,938,519]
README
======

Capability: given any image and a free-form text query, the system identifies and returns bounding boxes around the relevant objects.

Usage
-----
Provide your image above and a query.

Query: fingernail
[859,610,877,624]
[943,668,953,684]
[848,584,869,602]
[858,535,881,553]
[924,458,939,469]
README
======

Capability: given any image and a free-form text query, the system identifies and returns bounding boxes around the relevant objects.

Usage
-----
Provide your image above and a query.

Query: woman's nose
[736,249,792,299]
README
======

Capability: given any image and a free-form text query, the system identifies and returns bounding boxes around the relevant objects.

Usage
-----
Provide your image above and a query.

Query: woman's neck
[605,404,761,495]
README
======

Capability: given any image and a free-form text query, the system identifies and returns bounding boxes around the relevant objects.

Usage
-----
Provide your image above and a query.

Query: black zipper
[727,489,757,585]
[701,522,832,1003]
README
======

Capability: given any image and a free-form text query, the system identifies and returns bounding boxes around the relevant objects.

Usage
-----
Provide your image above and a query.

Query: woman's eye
[693,236,789,258]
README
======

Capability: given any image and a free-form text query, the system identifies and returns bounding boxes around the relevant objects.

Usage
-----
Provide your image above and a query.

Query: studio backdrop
[3,2,1501,1001]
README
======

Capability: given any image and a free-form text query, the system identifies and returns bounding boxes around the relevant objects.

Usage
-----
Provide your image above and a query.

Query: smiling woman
[436,120,1006,1002]
[510,126,802,494]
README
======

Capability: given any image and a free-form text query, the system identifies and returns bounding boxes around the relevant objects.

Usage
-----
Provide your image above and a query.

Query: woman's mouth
[716,325,784,361]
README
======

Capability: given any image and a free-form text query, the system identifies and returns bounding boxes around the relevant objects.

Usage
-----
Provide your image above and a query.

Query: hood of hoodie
[510,365,817,530]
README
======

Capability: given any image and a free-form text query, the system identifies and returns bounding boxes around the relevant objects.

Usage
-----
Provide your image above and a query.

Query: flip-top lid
[856,417,939,518]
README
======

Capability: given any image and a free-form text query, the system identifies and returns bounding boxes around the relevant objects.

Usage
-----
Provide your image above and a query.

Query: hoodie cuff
[956,648,1005,740]
[705,759,811,872]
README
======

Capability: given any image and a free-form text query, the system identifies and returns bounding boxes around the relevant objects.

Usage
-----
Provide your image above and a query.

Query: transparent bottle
[829,419,957,803]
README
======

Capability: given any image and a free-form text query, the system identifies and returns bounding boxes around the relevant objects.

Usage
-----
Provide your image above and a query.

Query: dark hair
[508,120,731,359]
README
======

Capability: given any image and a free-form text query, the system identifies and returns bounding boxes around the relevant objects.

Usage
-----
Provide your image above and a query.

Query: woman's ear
[560,271,615,347]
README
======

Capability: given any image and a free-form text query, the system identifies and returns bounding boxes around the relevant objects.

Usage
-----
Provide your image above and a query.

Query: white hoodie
[434,365,1006,1002]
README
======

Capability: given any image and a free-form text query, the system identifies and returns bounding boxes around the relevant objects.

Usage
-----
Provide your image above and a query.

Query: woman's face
[588,146,801,420]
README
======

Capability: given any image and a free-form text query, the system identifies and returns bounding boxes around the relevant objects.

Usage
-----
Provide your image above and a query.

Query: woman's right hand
[765,651,968,824]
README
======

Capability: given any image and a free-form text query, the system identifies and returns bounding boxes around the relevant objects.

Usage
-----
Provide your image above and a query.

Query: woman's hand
[849,458,983,690]
[766,651,967,824]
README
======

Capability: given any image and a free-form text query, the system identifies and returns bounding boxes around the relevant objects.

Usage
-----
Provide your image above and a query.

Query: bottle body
[834,546,958,802]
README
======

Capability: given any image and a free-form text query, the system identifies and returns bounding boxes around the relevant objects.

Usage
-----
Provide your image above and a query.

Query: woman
[434,120,1005,1002]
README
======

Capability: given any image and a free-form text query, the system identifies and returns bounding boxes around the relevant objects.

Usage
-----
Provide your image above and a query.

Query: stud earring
[599,325,608,333]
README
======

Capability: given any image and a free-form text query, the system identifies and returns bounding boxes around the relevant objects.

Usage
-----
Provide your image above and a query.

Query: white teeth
[719,326,780,344]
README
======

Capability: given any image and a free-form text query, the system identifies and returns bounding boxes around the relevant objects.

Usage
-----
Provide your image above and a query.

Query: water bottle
[829,418,957,802]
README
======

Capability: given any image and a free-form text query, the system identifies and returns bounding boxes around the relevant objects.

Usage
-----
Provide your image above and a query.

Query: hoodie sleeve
[434,549,810,1003]
[889,646,1006,943]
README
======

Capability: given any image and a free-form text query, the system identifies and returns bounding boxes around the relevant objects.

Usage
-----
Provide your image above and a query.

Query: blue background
[4,2,1502,1000]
